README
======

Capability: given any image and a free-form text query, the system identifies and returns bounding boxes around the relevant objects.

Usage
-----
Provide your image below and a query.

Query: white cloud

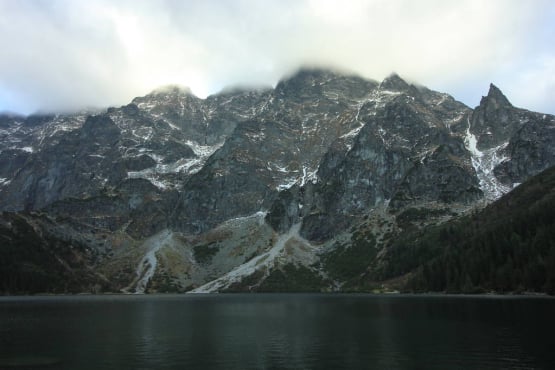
[0,0,553,114]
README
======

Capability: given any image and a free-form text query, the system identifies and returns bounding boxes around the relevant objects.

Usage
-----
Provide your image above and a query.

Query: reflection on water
[1,294,554,369]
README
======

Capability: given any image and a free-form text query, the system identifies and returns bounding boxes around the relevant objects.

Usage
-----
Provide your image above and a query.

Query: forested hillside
[378,165,555,294]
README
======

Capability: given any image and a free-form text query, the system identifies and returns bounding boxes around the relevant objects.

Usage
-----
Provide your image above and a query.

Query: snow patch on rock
[185,140,224,158]
[275,165,318,191]
[124,230,173,294]
[464,120,511,200]
[126,140,224,189]
[189,223,311,293]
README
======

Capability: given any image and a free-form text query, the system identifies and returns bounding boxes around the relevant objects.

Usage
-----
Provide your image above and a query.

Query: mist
[0,0,554,114]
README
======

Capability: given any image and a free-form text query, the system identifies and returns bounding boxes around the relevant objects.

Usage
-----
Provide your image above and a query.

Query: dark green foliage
[258,264,326,292]
[374,225,447,280]
[223,264,326,293]
[322,229,377,283]
[396,207,449,227]
[152,272,181,293]
[388,165,555,294]
[223,269,267,292]
[193,242,219,264]
[0,212,112,294]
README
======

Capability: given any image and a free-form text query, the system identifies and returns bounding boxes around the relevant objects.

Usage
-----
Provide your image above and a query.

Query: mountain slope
[0,212,113,294]
[380,165,555,294]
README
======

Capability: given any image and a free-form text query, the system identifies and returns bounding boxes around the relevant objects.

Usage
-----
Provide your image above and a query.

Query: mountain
[1,68,554,294]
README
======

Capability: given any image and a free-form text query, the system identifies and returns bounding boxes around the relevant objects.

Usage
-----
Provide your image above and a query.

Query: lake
[1,294,554,369]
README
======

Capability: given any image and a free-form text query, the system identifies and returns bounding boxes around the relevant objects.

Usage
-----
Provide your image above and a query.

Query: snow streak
[125,230,173,294]
[464,120,511,200]
[126,141,224,189]
[189,223,304,293]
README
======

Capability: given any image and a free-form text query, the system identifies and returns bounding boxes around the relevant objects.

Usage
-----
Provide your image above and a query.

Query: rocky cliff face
[1,68,554,294]
[463,84,555,200]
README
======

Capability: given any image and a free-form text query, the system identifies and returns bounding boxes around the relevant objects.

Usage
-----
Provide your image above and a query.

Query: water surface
[1,294,554,369]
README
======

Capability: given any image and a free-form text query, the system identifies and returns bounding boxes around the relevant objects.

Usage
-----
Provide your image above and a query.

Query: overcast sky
[1,0,554,115]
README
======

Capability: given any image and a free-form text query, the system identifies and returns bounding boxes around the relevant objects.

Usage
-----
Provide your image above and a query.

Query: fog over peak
[1,0,554,115]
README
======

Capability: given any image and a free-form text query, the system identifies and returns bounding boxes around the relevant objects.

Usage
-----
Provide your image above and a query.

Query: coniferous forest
[379,166,555,294]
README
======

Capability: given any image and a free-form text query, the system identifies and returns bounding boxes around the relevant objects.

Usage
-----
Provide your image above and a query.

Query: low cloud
[0,0,553,114]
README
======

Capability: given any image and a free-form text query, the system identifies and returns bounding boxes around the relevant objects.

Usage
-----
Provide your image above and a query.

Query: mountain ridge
[1,68,554,294]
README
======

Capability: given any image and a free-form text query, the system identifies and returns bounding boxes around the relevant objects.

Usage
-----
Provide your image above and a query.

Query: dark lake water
[1,294,554,369]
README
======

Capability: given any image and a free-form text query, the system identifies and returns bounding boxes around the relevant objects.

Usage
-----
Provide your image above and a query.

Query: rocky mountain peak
[283,67,339,83]
[471,84,526,150]
[479,83,512,109]
[468,82,521,151]
[212,85,272,98]
[274,67,338,95]
[379,73,411,91]
[149,85,193,97]
[274,67,379,102]
[130,85,198,111]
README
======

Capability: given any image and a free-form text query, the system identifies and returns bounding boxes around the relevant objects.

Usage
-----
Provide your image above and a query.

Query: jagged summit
[279,66,359,83]
[470,82,519,150]
[149,85,193,96]
[275,67,342,94]
[479,83,512,109]
[379,72,411,91]
[273,67,378,101]
[213,84,272,97]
